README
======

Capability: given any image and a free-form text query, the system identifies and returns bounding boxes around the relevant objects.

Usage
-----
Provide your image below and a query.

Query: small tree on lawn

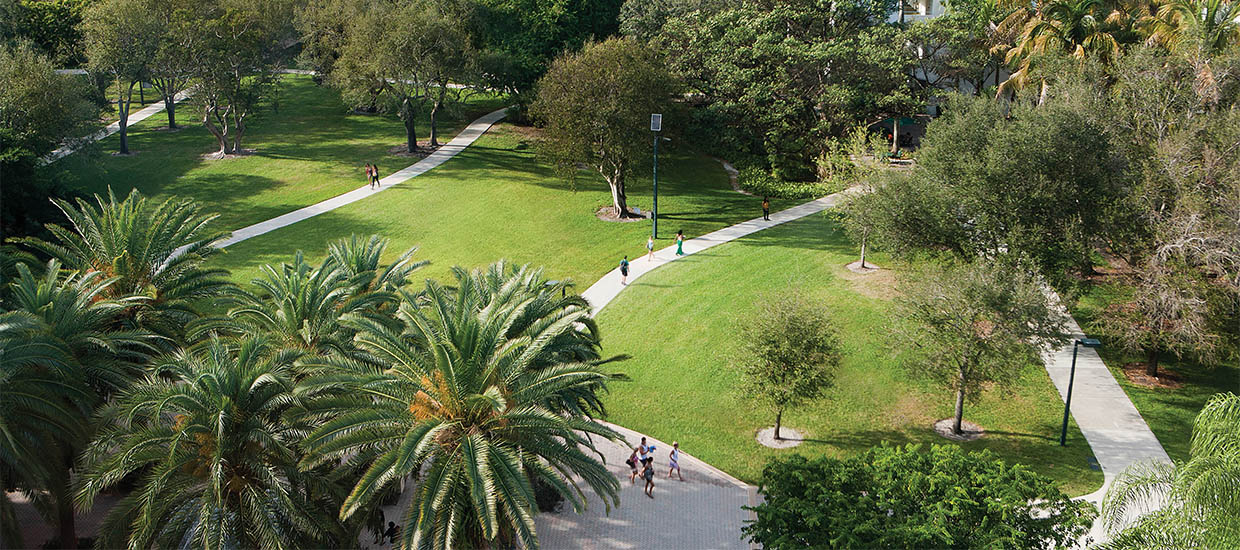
[836,180,882,269]
[530,37,677,218]
[1103,259,1220,378]
[895,258,1068,436]
[735,292,842,440]
[80,0,161,155]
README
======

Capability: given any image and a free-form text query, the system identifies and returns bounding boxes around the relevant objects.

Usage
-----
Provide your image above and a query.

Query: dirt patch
[1120,362,1184,389]
[387,143,438,159]
[499,123,543,140]
[110,150,141,157]
[934,418,985,441]
[595,205,649,223]
[200,148,256,160]
[150,126,184,133]
[846,260,881,274]
[838,263,899,300]
[711,157,752,196]
[756,427,804,448]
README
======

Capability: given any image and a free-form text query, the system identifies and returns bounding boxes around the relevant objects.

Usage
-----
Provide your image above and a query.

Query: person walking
[668,441,683,481]
[646,235,655,261]
[379,522,400,545]
[365,164,376,189]
[619,256,630,285]
[675,230,685,256]
[370,163,382,188]
[642,461,655,499]
[627,447,640,484]
[762,196,770,221]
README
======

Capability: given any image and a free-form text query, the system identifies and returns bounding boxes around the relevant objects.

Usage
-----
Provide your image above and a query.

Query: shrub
[737,166,830,199]
[743,444,1096,549]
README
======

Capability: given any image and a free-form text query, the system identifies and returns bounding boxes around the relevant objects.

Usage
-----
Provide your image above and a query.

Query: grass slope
[595,214,1104,496]
[212,124,777,288]
[1072,283,1239,462]
[52,74,508,231]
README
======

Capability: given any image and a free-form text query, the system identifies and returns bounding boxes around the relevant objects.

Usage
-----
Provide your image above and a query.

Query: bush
[737,166,830,199]
[743,444,1096,549]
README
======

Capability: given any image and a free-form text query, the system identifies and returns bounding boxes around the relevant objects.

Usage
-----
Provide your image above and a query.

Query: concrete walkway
[214,107,508,249]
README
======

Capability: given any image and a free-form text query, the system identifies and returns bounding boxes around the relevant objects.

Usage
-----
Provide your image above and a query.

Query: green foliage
[656,0,919,178]
[1099,393,1240,548]
[80,0,163,154]
[895,258,1069,434]
[743,444,1097,549]
[0,41,97,238]
[737,166,831,199]
[13,0,91,65]
[298,262,620,550]
[530,37,678,216]
[735,291,842,437]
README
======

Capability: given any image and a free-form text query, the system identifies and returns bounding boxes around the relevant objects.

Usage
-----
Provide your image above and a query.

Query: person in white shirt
[668,441,683,481]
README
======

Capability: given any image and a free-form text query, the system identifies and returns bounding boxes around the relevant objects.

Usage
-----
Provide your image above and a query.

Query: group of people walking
[620,197,772,285]
[625,437,683,499]
[364,163,382,189]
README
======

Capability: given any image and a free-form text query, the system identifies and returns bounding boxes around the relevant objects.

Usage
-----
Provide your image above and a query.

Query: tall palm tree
[17,189,232,341]
[997,0,1127,96]
[1141,0,1240,54]
[0,311,84,549]
[299,263,621,550]
[77,337,347,549]
[1098,392,1240,548]
[3,260,152,549]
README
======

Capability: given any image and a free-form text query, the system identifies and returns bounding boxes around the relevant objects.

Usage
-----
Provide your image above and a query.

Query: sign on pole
[650,113,662,132]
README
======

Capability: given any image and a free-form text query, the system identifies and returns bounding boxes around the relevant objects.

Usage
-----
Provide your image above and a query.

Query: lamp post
[1060,337,1102,446]
[650,113,662,239]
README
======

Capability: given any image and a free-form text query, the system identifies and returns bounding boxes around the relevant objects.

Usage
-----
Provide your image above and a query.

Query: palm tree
[0,311,85,549]
[298,263,621,550]
[17,189,232,341]
[1141,0,1240,54]
[77,337,347,549]
[3,260,152,549]
[1098,392,1240,548]
[997,0,1126,97]
[325,234,427,295]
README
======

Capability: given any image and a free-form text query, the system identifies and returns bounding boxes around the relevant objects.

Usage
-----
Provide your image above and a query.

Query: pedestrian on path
[627,447,640,484]
[675,230,685,256]
[642,461,655,498]
[646,235,655,261]
[370,163,382,187]
[620,256,630,285]
[762,197,770,221]
[379,522,400,545]
[668,441,683,481]
[365,164,376,189]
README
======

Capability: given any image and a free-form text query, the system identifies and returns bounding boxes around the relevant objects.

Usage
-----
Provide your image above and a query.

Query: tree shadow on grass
[213,210,392,278]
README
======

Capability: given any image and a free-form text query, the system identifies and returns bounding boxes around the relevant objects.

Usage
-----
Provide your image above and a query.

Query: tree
[77,337,349,549]
[895,258,1068,435]
[190,0,292,156]
[299,262,620,550]
[146,0,200,129]
[0,41,97,239]
[17,189,233,341]
[80,0,162,155]
[10,0,91,65]
[1098,392,1240,548]
[735,292,842,440]
[997,0,1129,97]
[332,0,476,153]
[1103,259,1220,377]
[743,445,1096,549]
[531,37,677,217]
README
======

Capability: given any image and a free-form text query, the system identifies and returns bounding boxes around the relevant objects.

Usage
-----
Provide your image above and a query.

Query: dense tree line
[0,190,619,549]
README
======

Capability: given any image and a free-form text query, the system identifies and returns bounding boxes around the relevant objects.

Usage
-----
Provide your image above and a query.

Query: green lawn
[1071,282,1239,462]
[211,123,780,288]
[594,214,1104,496]
[52,74,509,232]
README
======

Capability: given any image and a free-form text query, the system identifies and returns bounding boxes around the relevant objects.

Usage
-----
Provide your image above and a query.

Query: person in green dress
[675,230,685,256]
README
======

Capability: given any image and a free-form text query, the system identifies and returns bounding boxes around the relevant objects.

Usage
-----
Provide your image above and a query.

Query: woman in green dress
[675,230,685,256]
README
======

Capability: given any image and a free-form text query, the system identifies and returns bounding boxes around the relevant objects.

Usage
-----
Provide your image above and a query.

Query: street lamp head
[1077,338,1102,348]
[650,113,662,132]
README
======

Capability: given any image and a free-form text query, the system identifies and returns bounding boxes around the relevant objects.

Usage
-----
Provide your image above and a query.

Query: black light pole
[1060,337,1102,446]
[650,113,662,240]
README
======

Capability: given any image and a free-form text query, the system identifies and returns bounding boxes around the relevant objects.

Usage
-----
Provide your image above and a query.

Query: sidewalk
[43,88,194,164]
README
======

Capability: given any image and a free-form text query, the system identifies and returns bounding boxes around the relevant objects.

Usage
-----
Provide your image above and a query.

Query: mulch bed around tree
[1120,362,1184,389]
[387,143,438,159]
[934,418,985,441]
[595,205,648,222]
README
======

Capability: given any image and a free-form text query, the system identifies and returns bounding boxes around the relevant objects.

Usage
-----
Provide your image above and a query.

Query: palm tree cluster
[992,0,1240,96]
[1,190,620,549]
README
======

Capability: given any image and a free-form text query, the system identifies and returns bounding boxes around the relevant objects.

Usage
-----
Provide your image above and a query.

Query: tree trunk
[52,462,76,550]
[231,108,245,153]
[429,101,440,147]
[202,104,231,156]
[1145,348,1160,378]
[774,409,783,440]
[117,80,135,155]
[891,117,899,155]
[953,372,966,435]
[860,229,869,269]
[164,93,177,129]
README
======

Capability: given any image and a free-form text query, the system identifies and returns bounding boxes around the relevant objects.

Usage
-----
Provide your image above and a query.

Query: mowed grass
[1071,282,1240,462]
[52,74,509,231]
[595,214,1104,496]
[212,123,778,288]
